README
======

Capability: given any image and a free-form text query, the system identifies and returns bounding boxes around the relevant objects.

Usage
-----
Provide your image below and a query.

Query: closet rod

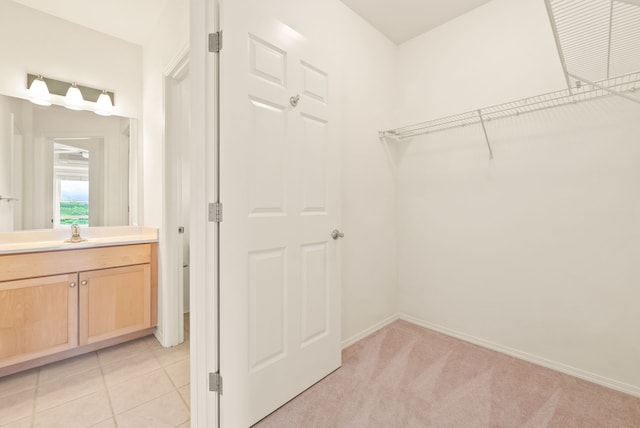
[379,70,640,141]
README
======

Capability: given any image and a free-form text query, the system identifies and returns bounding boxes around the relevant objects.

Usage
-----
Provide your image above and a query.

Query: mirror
[0,93,134,232]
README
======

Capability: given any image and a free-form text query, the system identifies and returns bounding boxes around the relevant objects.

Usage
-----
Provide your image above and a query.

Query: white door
[220,0,342,425]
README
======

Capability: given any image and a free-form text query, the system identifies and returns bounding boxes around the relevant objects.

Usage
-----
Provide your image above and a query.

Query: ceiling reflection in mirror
[0,93,132,232]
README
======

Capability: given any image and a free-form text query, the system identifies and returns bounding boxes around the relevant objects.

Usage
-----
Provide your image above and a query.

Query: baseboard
[399,313,640,398]
[341,314,399,349]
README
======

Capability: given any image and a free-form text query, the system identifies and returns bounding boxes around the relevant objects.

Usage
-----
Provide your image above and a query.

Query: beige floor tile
[107,368,174,414]
[38,352,99,385]
[36,367,105,412]
[165,359,190,388]
[178,384,190,408]
[97,338,152,367]
[33,390,112,428]
[155,342,189,368]
[142,334,164,351]
[0,416,32,428]
[101,351,160,387]
[0,368,38,399]
[115,391,189,428]
[0,389,35,426]
[88,417,116,428]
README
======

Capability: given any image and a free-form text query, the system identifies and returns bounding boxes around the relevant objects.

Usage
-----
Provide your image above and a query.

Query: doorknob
[330,229,344,240]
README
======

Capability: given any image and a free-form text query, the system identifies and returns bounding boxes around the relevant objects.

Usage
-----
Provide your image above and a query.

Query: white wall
[142,0,189,345]
[335,4,399,343]
[395,0,566,126]
[394,0,640,395]
[0,1,142,119]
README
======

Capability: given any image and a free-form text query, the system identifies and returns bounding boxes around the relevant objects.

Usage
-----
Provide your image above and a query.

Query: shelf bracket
[569,73,640,106]
[544,0,574,94]
[477,110,494,160]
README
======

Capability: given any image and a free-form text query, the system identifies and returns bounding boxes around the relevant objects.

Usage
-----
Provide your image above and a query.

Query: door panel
[221,0,341,425]
[300,114,328,214]
[300,242,328,346]
[248,98,287,216]
[248,248,287,371]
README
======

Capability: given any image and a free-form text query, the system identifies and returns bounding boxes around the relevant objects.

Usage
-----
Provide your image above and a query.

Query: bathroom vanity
[0,227,158,376]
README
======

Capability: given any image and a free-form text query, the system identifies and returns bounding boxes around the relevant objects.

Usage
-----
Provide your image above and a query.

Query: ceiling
[339,0,493,44]
[11,0,169,46]
[12,0,492,47]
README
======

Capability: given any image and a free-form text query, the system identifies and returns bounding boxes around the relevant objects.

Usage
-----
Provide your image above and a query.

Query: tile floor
[0,315,190,428]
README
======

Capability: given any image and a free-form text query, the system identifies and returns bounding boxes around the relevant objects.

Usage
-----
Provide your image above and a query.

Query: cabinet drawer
[0,244,151,282]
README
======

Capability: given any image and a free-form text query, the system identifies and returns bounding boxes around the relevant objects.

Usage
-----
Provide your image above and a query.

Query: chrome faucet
[65,224,87,243]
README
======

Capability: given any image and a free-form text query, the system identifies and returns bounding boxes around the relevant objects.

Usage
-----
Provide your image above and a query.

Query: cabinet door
[79,264,151,345]
[0,274,78,368]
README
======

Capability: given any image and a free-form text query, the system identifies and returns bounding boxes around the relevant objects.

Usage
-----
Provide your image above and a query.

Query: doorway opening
[163,49,191,346]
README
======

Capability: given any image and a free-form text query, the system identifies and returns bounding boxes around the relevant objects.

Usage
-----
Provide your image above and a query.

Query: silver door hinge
[208,202,223,223]
[209,31,222,53]
[209,372,223,393]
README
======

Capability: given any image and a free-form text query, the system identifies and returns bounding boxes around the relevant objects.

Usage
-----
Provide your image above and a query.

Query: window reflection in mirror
[0,93,133,232]
[53,141,95,227]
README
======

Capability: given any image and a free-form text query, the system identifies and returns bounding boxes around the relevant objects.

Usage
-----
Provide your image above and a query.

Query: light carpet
[253,320,640,427]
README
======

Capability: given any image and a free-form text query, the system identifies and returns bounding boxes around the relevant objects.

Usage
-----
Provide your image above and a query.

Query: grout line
[97,350,119,428]
[30,367,40,428]
[115,390,182,419]
[156,330,190,414]
[176,383,191,411]
[32,366,105,414]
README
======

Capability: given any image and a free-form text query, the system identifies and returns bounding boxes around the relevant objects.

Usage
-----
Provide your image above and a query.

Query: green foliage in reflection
[60,202,89,225]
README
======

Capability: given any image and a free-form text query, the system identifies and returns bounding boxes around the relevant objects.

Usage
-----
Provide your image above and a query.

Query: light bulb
[65,83,84,110]
[28,76,51,106]
[95,90,113,116]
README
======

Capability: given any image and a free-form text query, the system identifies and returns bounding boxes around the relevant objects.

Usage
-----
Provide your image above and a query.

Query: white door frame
[190,0,220,426]
[162,46,190,348]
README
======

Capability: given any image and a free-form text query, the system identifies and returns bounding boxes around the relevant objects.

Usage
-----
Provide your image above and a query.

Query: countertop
[0,226,158,254]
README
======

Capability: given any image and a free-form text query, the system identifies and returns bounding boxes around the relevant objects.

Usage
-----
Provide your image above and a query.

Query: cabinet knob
[69,282,76,288]
[81,280,88,286]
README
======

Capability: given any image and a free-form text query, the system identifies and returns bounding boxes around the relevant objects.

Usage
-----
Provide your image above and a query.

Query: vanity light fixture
[28,75,51,106]
[26,74,115,114]
[95,90,114,116]
[64,82,84,110]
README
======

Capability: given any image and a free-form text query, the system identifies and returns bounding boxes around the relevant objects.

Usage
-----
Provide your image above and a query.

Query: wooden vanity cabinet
[0,243,157,376]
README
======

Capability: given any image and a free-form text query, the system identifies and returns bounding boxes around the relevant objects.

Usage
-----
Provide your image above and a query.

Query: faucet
[65,224,87,243]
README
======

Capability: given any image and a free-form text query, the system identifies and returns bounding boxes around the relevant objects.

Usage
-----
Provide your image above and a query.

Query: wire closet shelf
[379,0,640,144]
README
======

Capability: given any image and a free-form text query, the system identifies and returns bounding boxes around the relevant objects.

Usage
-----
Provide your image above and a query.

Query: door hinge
[208,202,223,223]
[209,372,223,393]
[209,31,223,53]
